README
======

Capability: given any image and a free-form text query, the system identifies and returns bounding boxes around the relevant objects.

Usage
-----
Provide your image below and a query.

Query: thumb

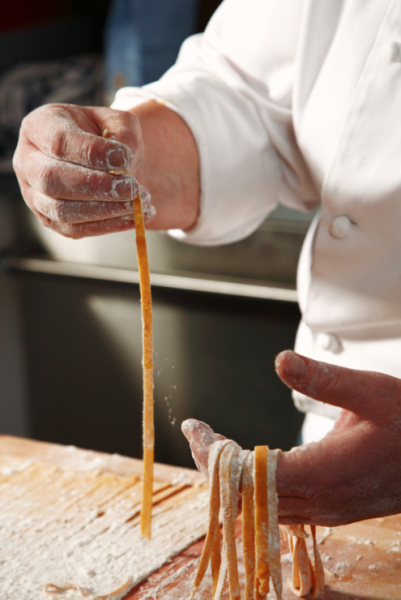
[275,350,400,418]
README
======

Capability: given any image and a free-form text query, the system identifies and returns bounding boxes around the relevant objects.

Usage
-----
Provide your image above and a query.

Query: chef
[13,0,401,525]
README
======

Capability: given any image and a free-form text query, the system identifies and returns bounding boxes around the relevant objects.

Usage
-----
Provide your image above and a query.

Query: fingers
[181,419,227,478]
[34,195,135,224]
[36,215,136,240]
[18,105,139,172]
[19,146,139,203]
[12,104,147,237]
[275,350,401,416]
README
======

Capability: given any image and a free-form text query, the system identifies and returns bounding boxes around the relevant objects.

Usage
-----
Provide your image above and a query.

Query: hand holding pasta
[13,101,200,238]
[181,424,324,599]
[13,104,142,238]
[183,350,401,529]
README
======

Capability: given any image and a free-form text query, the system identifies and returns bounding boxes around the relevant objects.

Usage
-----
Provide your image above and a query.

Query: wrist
[128,101,200,230]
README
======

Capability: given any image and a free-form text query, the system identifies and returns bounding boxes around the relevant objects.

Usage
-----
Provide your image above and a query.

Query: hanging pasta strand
[189,440,231,600]
[254,445,270,598]
[219,443,244,600]
[267,449,282,600]
[292,536,313,596]
[213,544,228,600]
[133,192,154,539]
[211,527,222,597]
[284,525,321,598]
[241,451,255,600]
[311,526,325,599]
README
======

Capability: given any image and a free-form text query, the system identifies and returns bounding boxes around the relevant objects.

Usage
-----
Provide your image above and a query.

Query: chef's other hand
[13,104,142,239]
[275,350,401,526]
[183,351,401,527]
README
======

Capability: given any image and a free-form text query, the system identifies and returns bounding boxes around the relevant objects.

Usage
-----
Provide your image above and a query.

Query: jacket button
[383,41,401,62]
[316,333,343,354]
[329,215,351,239]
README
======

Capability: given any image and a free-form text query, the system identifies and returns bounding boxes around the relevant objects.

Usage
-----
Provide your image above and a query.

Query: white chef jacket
[112,0,401,419]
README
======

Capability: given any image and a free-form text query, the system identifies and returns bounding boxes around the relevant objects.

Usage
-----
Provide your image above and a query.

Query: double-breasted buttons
[329,214,352,239]
[383,41,401,62]
[316,333,343,354]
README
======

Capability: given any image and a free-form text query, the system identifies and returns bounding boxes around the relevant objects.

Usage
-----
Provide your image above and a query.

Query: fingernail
[285,353,306,379]
[181,419,197,442]
[111,176,139,199]
[107,147,133,170]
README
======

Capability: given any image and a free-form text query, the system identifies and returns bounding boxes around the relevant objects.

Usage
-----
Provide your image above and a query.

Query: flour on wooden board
[0,456,209,600]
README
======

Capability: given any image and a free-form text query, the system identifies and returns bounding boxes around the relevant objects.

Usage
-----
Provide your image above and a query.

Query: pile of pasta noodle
[189,440,324,600]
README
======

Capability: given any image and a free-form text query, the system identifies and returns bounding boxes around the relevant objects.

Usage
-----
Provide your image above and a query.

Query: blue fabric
[105,0,199,95]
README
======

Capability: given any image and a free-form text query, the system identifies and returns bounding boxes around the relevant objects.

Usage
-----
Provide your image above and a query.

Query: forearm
[129,101,201,231]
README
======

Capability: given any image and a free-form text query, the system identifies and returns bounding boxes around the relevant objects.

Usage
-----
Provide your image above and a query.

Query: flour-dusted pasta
[190,441,325,600]
[133,192,154,540]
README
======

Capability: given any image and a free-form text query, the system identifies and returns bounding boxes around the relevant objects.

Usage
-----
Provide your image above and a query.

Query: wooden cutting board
[0,435,400,600]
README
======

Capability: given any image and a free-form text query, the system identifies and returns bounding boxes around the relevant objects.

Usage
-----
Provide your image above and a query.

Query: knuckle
[84,141,97,167]
[41,198,71,224]
[49,128,68,160]
[48,220,77,239]
[315,363,341,396]
[12,150,21,174]
[19,112,32,136]
[64,225,83,240]
[49,201,67,223]
[12,140,27,175]
[36,212,52,228]
[36,163,57,196]
[371,371,399,398]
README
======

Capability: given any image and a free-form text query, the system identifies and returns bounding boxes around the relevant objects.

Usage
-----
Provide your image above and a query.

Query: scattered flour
[0,457,209,600]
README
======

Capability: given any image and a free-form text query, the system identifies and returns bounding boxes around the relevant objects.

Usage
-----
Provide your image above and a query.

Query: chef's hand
[182,350,401,526]
[13,101,200,239]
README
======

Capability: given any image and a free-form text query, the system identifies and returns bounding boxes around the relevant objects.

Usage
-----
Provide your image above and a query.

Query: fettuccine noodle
[132,192,154,540]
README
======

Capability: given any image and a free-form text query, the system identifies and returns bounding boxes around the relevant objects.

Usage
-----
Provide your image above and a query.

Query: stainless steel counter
[4,203,312,303]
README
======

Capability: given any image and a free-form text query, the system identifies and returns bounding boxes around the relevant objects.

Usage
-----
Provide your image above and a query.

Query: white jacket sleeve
[112,0,317,246]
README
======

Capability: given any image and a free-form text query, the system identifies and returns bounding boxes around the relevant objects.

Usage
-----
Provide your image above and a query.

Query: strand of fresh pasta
[107,152,155,539]
[282,524,325,598]
[241,451,255,600]
[132,192,154,539]
[220,443,244,600]
[45,578,133,599]
[254,445,270,598]
[267,449,282,599]
[189,440,231,600]
[311,526,325,599]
